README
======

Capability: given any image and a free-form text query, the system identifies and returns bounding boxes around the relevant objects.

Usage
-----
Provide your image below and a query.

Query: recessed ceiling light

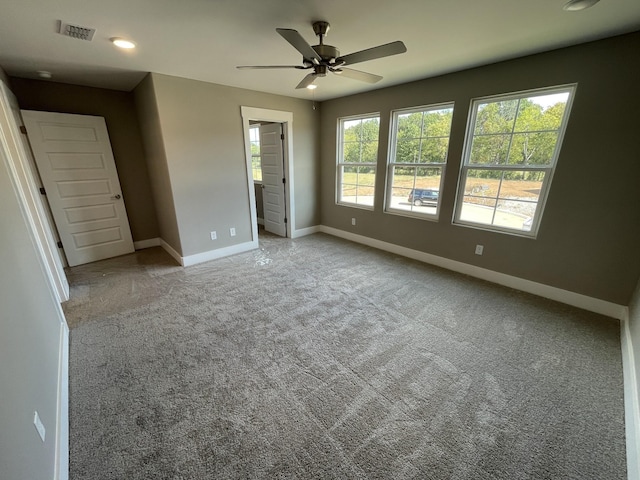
[563,0,600,11]
[37,71,52,79]
[307,84,317,90]
[110,37,136,49]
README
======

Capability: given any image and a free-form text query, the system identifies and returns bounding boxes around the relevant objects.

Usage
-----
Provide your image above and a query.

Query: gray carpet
[64,232,627,479]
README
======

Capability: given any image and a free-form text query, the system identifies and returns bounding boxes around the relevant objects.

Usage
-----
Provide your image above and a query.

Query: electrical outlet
[230,227,236,237]
[33,411,45,442]
[210,231,217,240]
[351,218,356,226]
[475,244,484,255]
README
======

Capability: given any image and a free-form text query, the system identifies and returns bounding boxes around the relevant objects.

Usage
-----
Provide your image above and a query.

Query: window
[337,114,380,208]
[386,104,454,218]
[454,85,575,235]
[249,125,261,181]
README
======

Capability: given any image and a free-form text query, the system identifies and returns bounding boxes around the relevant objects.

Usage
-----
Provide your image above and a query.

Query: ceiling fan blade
[334,68,382,84]
[237,65,307,70]
[276,28,322,63]
[296,73,317,89]
[337,41,407,66]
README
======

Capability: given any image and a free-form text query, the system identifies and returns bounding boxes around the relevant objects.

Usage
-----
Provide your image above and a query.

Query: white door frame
[240,106,295,240]
[0,80,69,302]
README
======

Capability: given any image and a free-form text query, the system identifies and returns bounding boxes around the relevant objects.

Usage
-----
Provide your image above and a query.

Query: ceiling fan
[237,21,407,89]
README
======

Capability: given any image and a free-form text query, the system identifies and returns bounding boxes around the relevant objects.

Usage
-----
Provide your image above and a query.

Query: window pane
[252,156,262,182]
[497,170,545,202]
[463,171,496,197]
[469,135,510,165]
[514,93,568,132]
[422,108,454,137]
[395,138,420,163]
[339,165,375,207]
[507,132,558,166]
[249,127,259,142]
[388,166,441,215]
[459,198,497,225]
[492,199,538,230]
[343,119,363,141]
[343,141,361,163]
[460,170,544,230]
[361,141,379,163]
[360,118,380,142]
[474,99,518,135]
[420,137,449,163]
[397,113,422,141]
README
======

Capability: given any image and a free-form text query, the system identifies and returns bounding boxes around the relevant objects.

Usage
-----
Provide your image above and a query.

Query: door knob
[111,194,121,200]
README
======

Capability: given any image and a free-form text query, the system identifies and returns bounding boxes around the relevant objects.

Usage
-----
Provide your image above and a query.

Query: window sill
[452,219,538,239]
[384,208,439,222]
[336,201,374,211]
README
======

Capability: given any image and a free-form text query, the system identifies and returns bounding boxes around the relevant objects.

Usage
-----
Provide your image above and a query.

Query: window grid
[337,114,380,209]
[385,104,454,219]
[455,85,575,235]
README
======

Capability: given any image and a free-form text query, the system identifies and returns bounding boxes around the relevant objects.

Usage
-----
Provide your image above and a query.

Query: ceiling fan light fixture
[306,84,317,90]
[110,37,136,49]
[562,0,600,11]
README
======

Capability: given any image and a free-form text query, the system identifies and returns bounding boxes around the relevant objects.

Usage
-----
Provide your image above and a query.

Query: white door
[260,123,286,237]
[21,110,134,267]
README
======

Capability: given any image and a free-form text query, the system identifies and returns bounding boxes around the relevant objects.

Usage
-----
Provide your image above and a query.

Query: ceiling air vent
[58,21,96,41]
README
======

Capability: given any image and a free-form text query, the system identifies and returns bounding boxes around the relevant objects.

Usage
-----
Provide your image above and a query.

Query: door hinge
[56,241,63,248]
[20,125,27,135]
[39,187,46,195]
[284,217,288,224]
[280,133,284,140]
[282,177,286,184]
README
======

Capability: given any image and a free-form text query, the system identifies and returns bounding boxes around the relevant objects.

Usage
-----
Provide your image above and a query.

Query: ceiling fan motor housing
[311,44,340,62]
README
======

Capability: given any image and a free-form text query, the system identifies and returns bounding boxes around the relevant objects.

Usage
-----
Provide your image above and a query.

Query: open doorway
[241,106,295,241]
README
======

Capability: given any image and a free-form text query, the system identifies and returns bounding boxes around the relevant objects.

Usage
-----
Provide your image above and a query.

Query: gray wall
[10,78,159,243]
[0,74,65,480]
[630,278,640,411]
[133,74,182,252]
[319,32,640,305]
[144,73,319,257]
[0,66,9,86]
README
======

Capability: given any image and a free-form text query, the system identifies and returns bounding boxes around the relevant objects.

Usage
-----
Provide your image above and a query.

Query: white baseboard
[159,238,259,267]
[319,226,627,320]
[182,240,258,267]
[291,225,321,239]
[134,238,161,250]
[55,321,69,480]
[160,239,184,266]
[621,311,640,480]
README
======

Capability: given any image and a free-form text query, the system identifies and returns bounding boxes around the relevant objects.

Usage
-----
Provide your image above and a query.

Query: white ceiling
[1,0,639,101]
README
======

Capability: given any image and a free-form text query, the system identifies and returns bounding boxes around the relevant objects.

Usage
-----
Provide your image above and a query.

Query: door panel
[260,123,286,237]
[21,110,134,266]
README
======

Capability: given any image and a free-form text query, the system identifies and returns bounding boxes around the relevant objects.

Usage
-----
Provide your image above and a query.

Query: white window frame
[453,84,576,237]
[336,113,380,210]
[385,103,455,220]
